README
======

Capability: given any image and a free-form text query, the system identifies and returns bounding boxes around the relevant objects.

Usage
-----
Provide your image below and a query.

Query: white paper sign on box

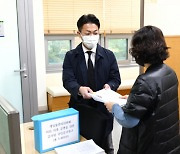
[31,108,79,153]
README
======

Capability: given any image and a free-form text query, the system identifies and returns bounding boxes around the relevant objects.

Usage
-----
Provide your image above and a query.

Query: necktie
[87,51,96,91]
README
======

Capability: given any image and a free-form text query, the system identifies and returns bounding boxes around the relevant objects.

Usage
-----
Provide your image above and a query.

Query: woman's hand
[120,95,129,99]
[104,102,115,112]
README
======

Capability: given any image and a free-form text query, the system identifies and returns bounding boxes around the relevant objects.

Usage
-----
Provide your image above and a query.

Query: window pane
[107,38,128,61]
[48,40,70,65]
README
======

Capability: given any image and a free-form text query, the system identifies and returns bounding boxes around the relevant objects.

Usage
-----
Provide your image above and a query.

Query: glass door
[0,0,24,122]
[0,0,38,123]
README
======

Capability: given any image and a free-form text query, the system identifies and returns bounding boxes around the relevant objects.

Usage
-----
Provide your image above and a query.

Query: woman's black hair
[77,14,100,32]
[129,25,169,66]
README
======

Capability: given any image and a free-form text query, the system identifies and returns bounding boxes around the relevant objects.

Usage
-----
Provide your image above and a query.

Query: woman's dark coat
[118,63,180,154]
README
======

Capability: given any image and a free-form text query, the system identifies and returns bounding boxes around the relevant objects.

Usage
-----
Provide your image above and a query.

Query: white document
[55,139,105,154]
[89,89,127,107]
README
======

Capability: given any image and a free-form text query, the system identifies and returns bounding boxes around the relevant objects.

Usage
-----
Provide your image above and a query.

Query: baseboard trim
[38,106,48,114]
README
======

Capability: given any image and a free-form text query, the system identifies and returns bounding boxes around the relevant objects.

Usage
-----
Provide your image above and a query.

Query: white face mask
[81,35,99,49]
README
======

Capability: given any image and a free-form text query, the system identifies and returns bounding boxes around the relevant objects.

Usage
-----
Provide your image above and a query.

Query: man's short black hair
[77,14,100,32]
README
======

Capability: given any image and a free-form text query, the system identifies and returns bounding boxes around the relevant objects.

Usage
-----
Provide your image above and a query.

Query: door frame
[16,0,38,122]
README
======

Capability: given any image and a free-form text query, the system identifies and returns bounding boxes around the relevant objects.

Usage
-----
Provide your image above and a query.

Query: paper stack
[89,89,127,106]
[55,139,105,154]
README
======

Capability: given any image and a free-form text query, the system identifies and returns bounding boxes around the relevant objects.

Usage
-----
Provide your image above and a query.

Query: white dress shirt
[82,44,97,67]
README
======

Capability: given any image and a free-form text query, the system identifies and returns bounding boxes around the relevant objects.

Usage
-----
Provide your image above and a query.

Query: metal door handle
[14,68,26,72]
[14,64,26,72]
[14,64,28,78]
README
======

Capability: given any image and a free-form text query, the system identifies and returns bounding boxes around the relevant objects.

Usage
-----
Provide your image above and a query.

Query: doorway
[16,0,38,122]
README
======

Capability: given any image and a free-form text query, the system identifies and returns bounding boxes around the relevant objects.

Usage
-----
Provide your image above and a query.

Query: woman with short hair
[105,25,180,154]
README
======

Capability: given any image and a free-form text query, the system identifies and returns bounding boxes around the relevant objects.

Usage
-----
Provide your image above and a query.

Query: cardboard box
[31,108,79,153]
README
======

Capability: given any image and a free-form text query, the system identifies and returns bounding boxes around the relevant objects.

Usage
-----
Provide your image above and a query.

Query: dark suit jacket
[62,43,121,147]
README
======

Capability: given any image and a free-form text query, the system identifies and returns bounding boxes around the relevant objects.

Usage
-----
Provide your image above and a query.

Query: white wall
[33,0,47,111]
[144,0,180,35]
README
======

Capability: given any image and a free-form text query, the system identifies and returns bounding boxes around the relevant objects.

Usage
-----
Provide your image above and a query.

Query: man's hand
[79,86,93,99]
[103,84,111,90]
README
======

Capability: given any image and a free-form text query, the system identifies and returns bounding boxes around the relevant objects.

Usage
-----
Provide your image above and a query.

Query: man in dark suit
[62,14,121,154]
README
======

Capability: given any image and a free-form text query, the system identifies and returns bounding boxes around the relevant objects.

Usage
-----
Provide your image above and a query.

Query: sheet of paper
[89,89,127,106]
[55,139,105,154]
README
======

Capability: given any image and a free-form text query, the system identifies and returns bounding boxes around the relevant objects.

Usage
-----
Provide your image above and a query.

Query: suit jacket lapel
[76,44,88,85]
[95,44,104,69]
[96,44,104,61]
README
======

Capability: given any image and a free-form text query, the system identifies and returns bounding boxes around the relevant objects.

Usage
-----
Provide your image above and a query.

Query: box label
[41,114,79,150]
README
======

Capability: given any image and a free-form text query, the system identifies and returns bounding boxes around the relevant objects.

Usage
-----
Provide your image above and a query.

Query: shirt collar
[82,43,97,54]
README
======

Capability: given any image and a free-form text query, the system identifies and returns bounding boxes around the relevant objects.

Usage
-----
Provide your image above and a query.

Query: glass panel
[48,40,71,65]
[107,38,128,61]
[0,0,23,122]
